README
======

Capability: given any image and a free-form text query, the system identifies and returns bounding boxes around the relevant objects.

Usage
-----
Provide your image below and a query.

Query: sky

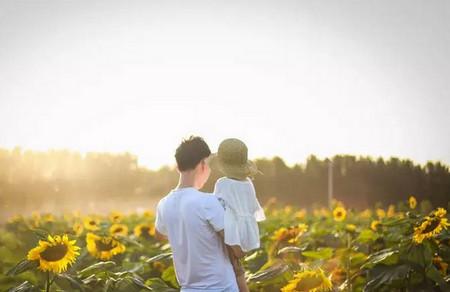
[0,0,449,169]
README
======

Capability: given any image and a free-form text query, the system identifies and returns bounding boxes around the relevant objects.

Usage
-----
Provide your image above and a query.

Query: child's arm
[218,230,246,258]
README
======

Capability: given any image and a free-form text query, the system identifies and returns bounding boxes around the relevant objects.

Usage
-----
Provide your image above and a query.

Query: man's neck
[176,171,198,190]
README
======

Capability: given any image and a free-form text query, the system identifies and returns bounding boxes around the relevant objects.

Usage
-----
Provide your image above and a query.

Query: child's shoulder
[215,176,252,185]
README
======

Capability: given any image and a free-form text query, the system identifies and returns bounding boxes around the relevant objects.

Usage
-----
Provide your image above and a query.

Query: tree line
[0,147,448,220]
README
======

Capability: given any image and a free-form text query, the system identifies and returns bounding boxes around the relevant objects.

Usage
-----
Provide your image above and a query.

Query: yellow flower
[409,196,417,209]
[281,269,332,292]
[272,224,308,244]
[134,224,155,239]
[72,222,84,236]
[109,224,129,237]
[83,216,100,231]
[43,213,55,223]
[143,210,154,218]
[345,224,357,233]
[27,234,80,273]
[284,206,293,215]
[433,256,448,276]
[109,211,124,223]
[387,205,395,217]
[359,209,372,219]
[86,232,126,260]
[376,208,386,219]
[413,208,450,244]
[333,207,346,222]
[294,209,307,219]
[370,220,381,232]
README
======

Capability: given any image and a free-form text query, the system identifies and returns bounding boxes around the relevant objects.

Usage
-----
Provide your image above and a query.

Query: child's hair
[175,136,211,171]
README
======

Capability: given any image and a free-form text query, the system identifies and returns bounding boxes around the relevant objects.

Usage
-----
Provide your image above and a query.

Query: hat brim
[209,154,260,180]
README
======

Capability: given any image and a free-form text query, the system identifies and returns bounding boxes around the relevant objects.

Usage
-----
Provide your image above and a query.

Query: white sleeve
[250,183,266,222]
[202,196,225,232]
[155,201,168,236]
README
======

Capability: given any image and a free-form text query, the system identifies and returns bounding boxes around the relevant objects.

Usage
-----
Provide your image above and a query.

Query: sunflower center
[423,218,440,233]
[89,221,96,226]
[95,239,114,251]
[114,228,123,233]
[40,244,68,261]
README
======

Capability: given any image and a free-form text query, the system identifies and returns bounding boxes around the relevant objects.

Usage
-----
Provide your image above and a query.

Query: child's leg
[227,246,249,292]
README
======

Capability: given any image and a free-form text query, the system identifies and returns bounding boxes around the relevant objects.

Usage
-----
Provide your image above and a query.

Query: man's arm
[218,230,246,259]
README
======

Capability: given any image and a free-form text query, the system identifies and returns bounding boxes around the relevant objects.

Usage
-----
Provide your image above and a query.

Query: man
[155,136,242,292]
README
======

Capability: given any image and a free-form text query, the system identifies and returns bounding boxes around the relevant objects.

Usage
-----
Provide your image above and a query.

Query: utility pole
[328,159,333,209]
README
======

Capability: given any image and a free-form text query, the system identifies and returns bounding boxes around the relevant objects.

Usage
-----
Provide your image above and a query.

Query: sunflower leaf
[248,261,290,282]
[302,248,334,260]
[7,280,38,292]
[144,252,172,263]
[6,259,38,276]
[30,228,50,240]
[78,261,116,277]
[54,273,86,292]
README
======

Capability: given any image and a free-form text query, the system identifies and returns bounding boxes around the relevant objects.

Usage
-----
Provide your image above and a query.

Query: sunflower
[281,269,332,292]
[73,222,84,236]
[333,206,346,222]
[370,220,381,232]
[433,256,448,276]
[409,196,417,209]
[134,224,155,239]
[376,208,386,219]
[86,232,126,260]
[345,224,357,233]
[109,223,129,237]
[109,211,124,223]
[294,209,307,220]
[272,224,308,243]
[143,210,154,218]
[27,234,80,273]
[330,267,346,285]
[413,208,450,244]
[83,216,100,231]
[387,205,396,218]
[359,209,372,219]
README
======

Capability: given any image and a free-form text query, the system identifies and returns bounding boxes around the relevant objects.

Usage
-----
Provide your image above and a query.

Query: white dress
[213,177,266,252]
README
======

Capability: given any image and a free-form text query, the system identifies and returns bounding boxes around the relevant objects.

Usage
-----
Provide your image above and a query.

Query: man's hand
[155,229,168,242]
[218,230,246,259]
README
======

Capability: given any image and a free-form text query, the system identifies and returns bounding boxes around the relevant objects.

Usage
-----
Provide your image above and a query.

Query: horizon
[1,145,448,171]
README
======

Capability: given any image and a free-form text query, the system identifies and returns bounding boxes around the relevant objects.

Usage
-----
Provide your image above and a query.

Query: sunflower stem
[46,271,51,292]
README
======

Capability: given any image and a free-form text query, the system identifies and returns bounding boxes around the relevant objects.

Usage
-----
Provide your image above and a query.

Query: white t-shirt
[155,187,238,292]
[213,177,266,252]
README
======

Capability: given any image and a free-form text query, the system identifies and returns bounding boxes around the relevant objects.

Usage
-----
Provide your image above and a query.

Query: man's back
[155,187,238,292]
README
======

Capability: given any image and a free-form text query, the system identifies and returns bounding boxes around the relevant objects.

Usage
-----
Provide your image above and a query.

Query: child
[212,138,266,292]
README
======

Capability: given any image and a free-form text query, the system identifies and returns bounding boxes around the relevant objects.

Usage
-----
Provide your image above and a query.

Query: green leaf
[144,252,172,264]
[302,248,334,260]
[7,281,38,292]
[356,229,377,243]
[30,228,50,240]
[78,261,116,277]
[54,273,86,292]
[277,246,304,256]
[361,248,399,269]
[426,265,450,291]
[248,261,290,282]
[144,278,178,292]
[161,266,179,288]
[6,259,38,276]
[364,264,410,291]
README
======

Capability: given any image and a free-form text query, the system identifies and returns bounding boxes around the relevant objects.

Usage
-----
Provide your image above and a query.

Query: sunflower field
[1,197,449,292]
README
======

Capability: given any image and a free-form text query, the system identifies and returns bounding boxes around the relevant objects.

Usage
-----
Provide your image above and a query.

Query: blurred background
[1,0,449,221]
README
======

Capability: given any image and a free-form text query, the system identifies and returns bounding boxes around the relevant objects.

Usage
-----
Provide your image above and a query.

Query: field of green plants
[1,197,449,292]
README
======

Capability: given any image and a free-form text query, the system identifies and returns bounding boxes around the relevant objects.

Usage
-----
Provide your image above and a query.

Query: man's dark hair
[175,136,211,171]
